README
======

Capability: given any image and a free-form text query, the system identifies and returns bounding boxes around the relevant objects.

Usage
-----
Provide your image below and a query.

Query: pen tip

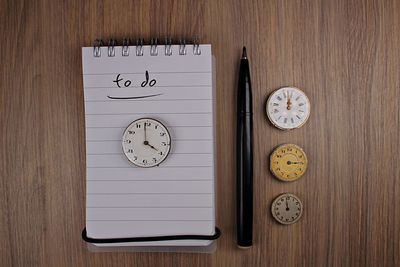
[242,47,247,58]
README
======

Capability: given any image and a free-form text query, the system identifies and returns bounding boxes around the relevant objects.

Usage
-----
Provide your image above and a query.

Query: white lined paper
[82,45,215,247]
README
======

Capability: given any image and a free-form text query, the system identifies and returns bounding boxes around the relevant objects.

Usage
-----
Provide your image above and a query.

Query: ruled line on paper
[86,139,213,142]
[84,71,212,75]
[85,112,212,115]
[84,85,212,89]
[87,193,213,195]
[88,180,213,182]
[87,153,212,156]
[87,206,213,208]
[87,166,213,169]
[87,220,214,224]
[86,126,212,128]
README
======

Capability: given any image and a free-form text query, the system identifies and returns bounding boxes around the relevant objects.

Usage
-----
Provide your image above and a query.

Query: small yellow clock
[270,144,308,182]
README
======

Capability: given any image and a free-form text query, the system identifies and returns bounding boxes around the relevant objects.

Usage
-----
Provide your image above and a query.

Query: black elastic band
[82,227,221,244]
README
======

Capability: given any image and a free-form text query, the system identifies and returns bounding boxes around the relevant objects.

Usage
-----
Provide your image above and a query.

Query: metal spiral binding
[150,38,158,56]
[92,38,201,57]
[136,38,144,56]
[122,38,130,56]
[108,39,116,57]
[193,37,201,55]
[165,38,172,56]
[179,39,187,55]
[93,39,103,57]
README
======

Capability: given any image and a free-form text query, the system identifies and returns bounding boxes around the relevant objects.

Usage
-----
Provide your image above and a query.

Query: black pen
[236,47,253,248]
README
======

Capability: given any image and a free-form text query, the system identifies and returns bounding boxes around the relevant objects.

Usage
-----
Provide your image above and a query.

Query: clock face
[122,118,171,168]
[270,144,308,182]
[271,193,303,225]
[266,87,310,130]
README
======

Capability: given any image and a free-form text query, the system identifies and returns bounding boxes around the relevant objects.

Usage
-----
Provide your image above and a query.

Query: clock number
[136,124,141,128]
[127,149,133,153]
[128,131,135,135]
[143,159,147,164]
[160,132,166,136]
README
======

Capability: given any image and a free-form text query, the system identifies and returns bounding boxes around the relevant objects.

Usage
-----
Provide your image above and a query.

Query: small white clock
[122,118,171,168]
[266,86,310,130]
[271,193,303,225]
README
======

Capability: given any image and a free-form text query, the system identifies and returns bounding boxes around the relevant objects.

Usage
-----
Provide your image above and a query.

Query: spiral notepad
[81,39,219,250]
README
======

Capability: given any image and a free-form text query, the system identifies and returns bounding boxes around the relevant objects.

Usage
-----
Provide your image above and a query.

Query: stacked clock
[266,86,310,225]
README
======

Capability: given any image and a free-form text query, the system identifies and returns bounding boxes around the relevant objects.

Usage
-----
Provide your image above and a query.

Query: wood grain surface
[1,0,399,266]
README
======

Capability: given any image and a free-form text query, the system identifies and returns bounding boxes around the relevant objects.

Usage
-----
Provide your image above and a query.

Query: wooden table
[1,0,399,266]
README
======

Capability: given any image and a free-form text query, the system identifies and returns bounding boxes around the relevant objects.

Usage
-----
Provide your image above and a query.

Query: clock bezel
[122,117,172,168]
[269,143,308,182]
[271,193,303,225]
[266,86,311,130]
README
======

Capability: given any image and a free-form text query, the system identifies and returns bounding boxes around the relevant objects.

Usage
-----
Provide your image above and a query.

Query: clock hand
[285,199,289,211]
[143,141,159,151]
[144,123,147,142]
[287,93,292,110]
[287,161,304,165]
[147,143,159,151]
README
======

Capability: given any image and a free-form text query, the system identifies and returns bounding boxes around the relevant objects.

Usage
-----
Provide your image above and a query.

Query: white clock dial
[266,87,310,130]
[122,118,171,168]
[271,193,303,225]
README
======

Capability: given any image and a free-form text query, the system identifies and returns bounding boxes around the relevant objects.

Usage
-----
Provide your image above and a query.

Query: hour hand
[143,140,158,151]
[148,143,158,151]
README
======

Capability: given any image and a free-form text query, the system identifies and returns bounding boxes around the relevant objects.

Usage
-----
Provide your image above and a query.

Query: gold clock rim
[265,86,311,131]
[121,117,172,168]
[269,143,308,182]
[271,193,303,225]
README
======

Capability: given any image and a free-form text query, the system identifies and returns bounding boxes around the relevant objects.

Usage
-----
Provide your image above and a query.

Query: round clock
[122,118,171,168]
[270,144,308,182]
[266,86,310,130]
[271,193,303,225]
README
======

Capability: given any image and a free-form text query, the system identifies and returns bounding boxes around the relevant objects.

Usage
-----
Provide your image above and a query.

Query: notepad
[82,44,216,248]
